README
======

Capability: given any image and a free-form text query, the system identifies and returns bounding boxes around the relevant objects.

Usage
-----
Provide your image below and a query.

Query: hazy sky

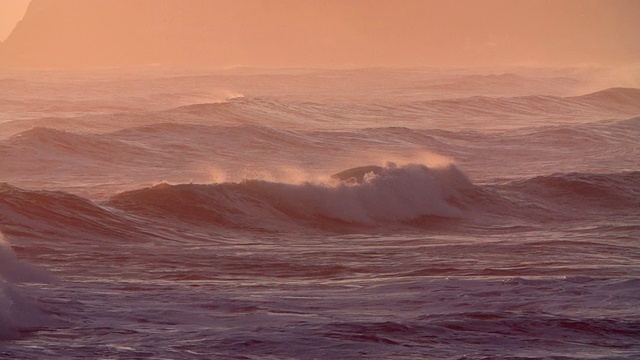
[1,0,639,68]
[0,0,30,41]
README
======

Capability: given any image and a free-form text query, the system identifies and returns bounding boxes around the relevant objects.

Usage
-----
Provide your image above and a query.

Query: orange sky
[1,0,639,68]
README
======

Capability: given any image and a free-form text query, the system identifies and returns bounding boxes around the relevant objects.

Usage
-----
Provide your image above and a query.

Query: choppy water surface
[1,67,639,359]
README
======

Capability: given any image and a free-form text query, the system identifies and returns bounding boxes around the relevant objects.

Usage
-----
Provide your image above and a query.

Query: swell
[1,127,164,163]
[570,87,640,110]
[2,167,638,236]
[0,124,324,169]
[478,171,640,224]
[3,115,637,169]
[0,183,146,241]
[2,83,638,137]
[506,171,640,206]
[8,86,622,134]
[163,87,640,129]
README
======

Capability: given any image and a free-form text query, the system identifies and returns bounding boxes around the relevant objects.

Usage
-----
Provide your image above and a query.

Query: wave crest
[108,164,474,229]
[509,171,640,208]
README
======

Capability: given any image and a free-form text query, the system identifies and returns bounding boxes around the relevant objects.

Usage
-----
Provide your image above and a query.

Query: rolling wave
[504,171,640,209]
[3,115,637,169]
[0,183,140,240]
[570,87,640,110]
[159,87,640,130]
[1,168,638,234]
[472,171,640,225]
[106,164,474,230]
[3,127,155,161]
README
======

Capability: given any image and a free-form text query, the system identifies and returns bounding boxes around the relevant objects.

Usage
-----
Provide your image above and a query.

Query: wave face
[506,171,640,209]
[2,168,638,235]
[0,68,639,359]
[106,164,474,230]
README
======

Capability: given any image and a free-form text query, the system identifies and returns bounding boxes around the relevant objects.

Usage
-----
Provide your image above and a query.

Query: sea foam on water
[0,233,57,340]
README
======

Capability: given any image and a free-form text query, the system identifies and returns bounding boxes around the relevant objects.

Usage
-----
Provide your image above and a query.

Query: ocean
[0,67,639,359]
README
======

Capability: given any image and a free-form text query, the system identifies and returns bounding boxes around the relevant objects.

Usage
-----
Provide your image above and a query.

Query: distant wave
[7,115,636,165]
[411,87,640,120]
[157,87,640,130]
[2,86,638,141]
[570,87,640,110]
[111,122,318,154]
[3,118,637,163]
[4,127,154,161]
[421,73,583,95]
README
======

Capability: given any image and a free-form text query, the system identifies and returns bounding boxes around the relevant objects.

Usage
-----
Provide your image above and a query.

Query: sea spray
[108,163,475,228]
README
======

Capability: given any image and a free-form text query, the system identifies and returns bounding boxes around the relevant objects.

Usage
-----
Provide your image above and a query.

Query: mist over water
[0,67,639,359]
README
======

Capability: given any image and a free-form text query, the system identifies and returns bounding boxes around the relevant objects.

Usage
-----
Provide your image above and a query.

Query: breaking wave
[0,233,57,340]
[2,167,639,235]
[107,164,475,230]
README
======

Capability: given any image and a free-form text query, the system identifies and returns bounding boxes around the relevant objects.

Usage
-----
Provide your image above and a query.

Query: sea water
[0,67,639,359]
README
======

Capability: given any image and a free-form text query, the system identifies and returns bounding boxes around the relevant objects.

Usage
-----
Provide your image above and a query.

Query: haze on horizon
[0,0,639,69]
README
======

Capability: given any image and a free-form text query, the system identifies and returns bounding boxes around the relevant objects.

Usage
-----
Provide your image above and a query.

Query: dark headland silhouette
[1,0,639,69]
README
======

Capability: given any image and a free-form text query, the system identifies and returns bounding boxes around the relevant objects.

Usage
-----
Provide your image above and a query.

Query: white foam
[0,233,56,339]
[243,163,473,225]
[0,234,52,284]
